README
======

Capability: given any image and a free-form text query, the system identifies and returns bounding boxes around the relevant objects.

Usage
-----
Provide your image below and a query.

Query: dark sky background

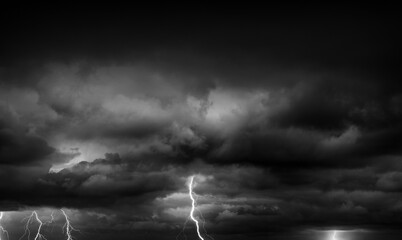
[1,4,402,240]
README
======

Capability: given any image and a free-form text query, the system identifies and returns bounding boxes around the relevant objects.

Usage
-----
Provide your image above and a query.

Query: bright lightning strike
[331,230,338,240]
[19,211,47,240]
[61,209,79,240]
[0,212,9,240]
[188,176,204,240]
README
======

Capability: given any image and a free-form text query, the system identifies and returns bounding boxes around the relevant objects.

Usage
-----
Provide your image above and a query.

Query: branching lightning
[1,209,79,240]
[46,212,54,226]
[61,209,79,240]
[19,211,47,240]
[0,212,9,240]
[196,209,214,240]
[176,217,190,240]
[188,176,204,240]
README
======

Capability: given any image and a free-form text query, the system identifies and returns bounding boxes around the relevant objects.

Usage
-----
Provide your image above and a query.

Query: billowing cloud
[1,6,402,239]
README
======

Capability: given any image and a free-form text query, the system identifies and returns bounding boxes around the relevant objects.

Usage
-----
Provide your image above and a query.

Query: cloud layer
[1,5,402,239]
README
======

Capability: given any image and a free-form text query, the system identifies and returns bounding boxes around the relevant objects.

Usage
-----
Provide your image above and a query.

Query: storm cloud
[1,4,402,240]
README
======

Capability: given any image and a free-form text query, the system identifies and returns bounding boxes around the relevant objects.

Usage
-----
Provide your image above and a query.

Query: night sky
[1,4,402,240]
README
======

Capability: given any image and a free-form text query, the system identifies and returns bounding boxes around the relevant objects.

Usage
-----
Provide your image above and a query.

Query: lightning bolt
[61,209,79,240]
[0,212,10,240]
[176,216,190,240]
[19,211,47,240]
[188,176,204,240]
[196,209,214,240]
[331,230,338,240]
[46,212,54,225]
[44,211,55,234]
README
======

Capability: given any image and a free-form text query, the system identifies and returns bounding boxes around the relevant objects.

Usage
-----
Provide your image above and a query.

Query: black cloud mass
[1,4,401,240]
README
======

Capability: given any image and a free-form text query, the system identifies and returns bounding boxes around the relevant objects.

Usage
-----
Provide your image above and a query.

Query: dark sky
[1,4,402,240]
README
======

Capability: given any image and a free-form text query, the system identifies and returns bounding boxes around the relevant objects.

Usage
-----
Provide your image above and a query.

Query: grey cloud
[1,7,402,238]
[376,172,402,191]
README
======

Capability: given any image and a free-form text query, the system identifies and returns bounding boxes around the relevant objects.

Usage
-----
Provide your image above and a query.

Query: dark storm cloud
[210,124,402,169]
[2,62,402,235]
[0,153,179,210]
[0,128,53,166]
[43,153,178,198]
[0,103,77,168]
[1,4,402,239]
